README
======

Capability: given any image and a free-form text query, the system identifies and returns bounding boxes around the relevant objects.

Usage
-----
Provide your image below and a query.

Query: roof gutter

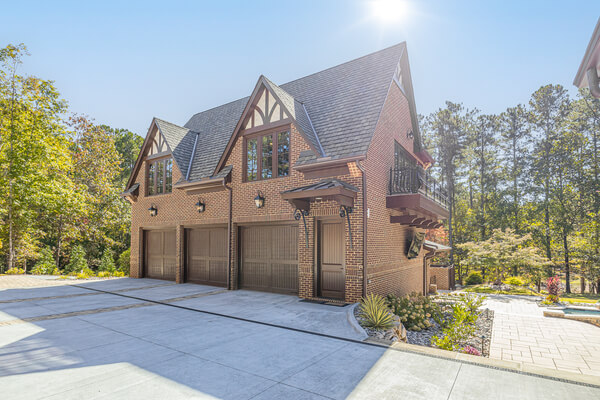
[294,154,366,171]
[356,160,368,298]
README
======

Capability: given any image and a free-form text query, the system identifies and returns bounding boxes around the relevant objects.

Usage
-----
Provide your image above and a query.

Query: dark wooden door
[240,224,298,294]
[319,221,345,299]
[145,230,176,280]
[186,227,228,287]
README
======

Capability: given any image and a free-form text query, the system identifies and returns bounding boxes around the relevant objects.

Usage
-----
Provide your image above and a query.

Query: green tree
[0,44,68,271]
[64,244,88,274]
[99,248,116,272]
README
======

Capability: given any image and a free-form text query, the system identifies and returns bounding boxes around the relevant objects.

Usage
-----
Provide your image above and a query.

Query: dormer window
[245,130,290,181]
[148,158,173,195]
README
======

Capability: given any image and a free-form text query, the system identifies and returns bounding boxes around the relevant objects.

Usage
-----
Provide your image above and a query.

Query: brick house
[122,43,449,303]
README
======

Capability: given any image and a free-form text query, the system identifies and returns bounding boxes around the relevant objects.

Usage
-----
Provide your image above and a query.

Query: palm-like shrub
[358,294,394,330]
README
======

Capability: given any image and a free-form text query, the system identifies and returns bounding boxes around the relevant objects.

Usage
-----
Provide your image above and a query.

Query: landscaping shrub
[64,245,88,274]
[546,275,561,303]
[387,292,439,331]
[5,268,25,275]
[97,271,111,278]
[504,276,524,286]
[32,247,56,275]
[432,293,484,351]
[358,294,394,330]
[118,248,130,275]
[99,248,116,273]
[465,271,483,285]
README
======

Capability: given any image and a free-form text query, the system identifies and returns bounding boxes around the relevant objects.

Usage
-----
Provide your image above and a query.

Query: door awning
[281,178,358,210]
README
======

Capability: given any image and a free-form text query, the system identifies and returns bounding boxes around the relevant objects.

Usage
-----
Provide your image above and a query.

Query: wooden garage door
[240,225,298,294]
[186,227,228,287]
[145,230,176,280]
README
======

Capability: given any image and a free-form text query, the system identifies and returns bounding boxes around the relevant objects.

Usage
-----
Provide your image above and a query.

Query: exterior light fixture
[254,191,265,208]
[195,199,205,213]
[148,204,158,217]
[407,129,414,140]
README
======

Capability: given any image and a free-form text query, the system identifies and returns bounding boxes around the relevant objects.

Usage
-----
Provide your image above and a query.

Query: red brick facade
[129,81,437,303]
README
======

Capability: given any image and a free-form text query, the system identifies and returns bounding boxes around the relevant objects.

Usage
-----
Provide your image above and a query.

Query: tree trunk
[580,276,586,294]
[563,231,571,294]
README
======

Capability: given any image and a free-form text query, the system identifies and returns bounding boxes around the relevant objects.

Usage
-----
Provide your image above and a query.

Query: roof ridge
[183,42,405,123]
[281,42,406,88]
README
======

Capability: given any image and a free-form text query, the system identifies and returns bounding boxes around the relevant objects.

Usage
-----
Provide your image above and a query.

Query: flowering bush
[462,345,481,356]
[546,276,561,303]
[387,292,439,331]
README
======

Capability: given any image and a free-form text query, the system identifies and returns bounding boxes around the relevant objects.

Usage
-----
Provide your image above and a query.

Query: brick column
[175,225,184,283]
[298,216,315,299]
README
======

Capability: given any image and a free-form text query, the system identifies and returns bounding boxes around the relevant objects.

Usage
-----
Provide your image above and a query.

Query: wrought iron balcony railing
[389,167,449,209]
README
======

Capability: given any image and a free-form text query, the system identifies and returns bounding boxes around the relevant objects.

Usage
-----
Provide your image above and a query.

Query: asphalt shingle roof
[157,43,405,182]
[154,118,197,179]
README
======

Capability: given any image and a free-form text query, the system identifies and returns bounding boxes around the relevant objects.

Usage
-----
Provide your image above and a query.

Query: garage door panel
[240,225,298,294]
[187,258,209,282]
[145,230,176,281]
[209,260,228,284]
[186,227,228,287]
[270,263,298,292]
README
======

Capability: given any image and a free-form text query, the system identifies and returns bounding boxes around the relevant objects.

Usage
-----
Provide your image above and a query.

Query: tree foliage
[0,44,142,274]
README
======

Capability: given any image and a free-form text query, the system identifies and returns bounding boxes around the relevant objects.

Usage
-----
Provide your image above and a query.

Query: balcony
[387,167,449,221]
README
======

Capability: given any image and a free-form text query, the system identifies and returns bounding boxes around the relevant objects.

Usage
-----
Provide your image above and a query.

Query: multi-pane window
[147,157,173,195]
[246,130,290,181]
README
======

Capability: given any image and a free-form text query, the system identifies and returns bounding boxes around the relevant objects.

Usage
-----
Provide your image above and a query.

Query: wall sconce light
[195,199,205,213]
[407,129,414,140]
[254,191,265,208]
[148,204,158,217]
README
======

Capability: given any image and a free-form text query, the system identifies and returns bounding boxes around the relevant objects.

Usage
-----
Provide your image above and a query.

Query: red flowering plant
[546,276,561,303]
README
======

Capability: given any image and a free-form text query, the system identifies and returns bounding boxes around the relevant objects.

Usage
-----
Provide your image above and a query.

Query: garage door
[145,230,176,280]
[186,227,228,287]
[240,224,298,294]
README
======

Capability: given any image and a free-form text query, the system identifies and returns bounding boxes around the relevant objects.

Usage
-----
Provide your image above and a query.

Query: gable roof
[126,42,416,189]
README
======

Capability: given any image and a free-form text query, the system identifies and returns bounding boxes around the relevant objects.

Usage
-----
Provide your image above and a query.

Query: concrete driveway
[1,277,599,399]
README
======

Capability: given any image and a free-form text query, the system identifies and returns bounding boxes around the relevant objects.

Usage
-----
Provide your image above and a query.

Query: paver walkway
[485,295,600,377]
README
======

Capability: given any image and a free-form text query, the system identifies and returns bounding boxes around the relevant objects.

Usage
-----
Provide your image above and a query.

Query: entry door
[319,221,345,299]
[145,230,176,280]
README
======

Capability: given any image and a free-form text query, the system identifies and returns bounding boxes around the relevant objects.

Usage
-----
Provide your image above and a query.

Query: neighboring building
[122,43,449,303]
[574,17,600,97]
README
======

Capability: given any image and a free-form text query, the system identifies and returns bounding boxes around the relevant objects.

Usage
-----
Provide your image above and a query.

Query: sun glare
[370,0,411,24]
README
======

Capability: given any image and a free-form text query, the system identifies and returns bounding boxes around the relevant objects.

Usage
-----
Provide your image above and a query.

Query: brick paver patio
[486,295,600,377]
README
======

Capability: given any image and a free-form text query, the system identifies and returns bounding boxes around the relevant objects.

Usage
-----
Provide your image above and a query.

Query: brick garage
[124,43,448,303]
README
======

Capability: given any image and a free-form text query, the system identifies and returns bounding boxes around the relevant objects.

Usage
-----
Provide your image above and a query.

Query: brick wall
[364,81,428,297]
[129,121,364,302]
[429,265,451,291]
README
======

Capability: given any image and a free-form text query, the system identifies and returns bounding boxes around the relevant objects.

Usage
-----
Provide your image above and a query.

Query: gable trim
[301,102,325,156]
[124,118,181,191]
[214,76,323,175]
[186,132,200,181]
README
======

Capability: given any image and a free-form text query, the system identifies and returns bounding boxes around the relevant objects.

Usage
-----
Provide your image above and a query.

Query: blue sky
[2,0,598,135]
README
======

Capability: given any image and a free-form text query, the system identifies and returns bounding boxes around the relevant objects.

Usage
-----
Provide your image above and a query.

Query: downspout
[356,160,368,298]
[423,247,437,295]
[587,68,600,98]
[223,181,233,290]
